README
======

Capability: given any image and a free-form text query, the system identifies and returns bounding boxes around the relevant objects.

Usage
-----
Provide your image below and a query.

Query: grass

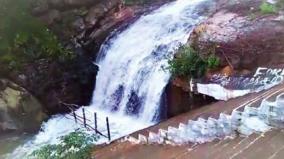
[260,1,278,14]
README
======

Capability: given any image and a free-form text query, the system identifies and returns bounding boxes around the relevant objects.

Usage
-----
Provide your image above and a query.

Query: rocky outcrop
[31,0,136,56]
[2,0,133,115]
[17,0,172,115]
[167,0,284,113]
[0,79,47,134]
[14,1,138,115]
[190,0,284,72]
[31,0,173,55]
[6,57,98,114]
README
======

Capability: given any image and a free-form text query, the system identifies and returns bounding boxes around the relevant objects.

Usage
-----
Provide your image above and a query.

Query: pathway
[92,84,284,159]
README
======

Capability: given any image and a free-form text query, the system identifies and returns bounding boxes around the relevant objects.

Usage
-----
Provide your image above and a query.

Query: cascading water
[5,0,212,158]
[92,0,207,122]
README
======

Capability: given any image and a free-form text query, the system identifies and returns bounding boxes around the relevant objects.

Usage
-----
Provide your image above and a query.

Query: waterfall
[92,0,208,121]
[6,0,212,158]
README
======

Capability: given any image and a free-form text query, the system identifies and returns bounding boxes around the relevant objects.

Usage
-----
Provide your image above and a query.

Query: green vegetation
[31,131,98,159]
[0,0,73,71]
[168,46,220,78]
[259,1,277,14]
[207,54,220,69]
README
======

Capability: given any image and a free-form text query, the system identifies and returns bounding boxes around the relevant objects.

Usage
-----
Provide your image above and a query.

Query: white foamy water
[6,0,210,158]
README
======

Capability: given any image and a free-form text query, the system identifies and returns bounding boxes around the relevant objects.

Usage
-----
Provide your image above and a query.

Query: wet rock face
[165,80,215,118]
[9,58,99,115]
[19,0,170,115]
[10,0,132,115]
[31,0,134,56]
[0,79,47,134]
[190,0,284,71]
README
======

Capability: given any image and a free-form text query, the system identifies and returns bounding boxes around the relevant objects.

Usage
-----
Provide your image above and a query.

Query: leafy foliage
[31,131,98,159]
[168,46,220,78]
[259,2,277,14]
[0,0,73,71]
[207,54,220,69]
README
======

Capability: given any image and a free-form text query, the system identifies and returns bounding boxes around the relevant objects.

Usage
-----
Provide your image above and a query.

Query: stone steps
[272,143,284,159]
[232,130,284,159]
[124,93,284,148]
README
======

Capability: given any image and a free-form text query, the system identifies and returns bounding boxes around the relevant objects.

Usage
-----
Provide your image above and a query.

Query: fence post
[94,112,97,133]
[72,109,77,123]
[82,108,86,128]
[106,117,111,141]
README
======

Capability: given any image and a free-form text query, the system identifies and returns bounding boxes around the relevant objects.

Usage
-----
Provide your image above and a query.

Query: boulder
[0,79,47,134]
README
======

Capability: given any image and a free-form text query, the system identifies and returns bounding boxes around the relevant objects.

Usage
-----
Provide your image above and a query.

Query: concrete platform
[92,84,284,159]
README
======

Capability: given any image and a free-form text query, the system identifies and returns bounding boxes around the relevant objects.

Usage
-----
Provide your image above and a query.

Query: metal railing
[60,102,111,141]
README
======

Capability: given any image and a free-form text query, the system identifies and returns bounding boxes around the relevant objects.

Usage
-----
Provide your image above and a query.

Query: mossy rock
[0,79,47,133]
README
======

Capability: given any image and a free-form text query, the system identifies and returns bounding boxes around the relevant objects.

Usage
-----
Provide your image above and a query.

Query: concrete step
[211,136,246,159]
[138,134,147,144]
[184,139,224,159]
[232,130,284,159]
[126,136,140,144]
[158,129,167,138]
[210,132,261,159]
[272,144,284,159]
[190,139,231,159]
[220,130,277,159]
[128,93,284,147]
[148,132,163,144]
[231,110,243,129]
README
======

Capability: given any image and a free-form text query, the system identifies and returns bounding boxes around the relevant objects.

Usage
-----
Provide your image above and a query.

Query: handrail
[60,102,111,140]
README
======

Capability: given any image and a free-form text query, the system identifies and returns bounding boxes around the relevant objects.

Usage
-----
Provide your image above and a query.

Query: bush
[259,2,277,14]
[0,0,74,71]
[207,54,220,69]
[31,131,98,159]
[168,46,220,78]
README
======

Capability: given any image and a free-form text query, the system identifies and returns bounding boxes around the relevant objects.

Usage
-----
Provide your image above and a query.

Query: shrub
[31,131,98,159]
[168,46,220,78]
[207,54,220,69]
[259,2,277,14]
